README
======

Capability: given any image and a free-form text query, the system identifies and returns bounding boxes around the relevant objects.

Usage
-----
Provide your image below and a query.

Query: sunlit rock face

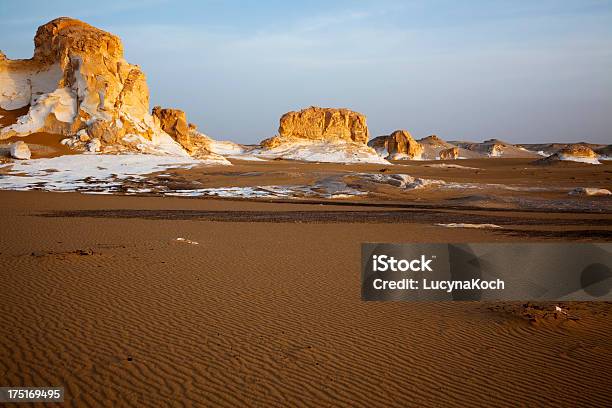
[569,187,611,196]
[257,107,388,164]
[0,17,231,161]
[535,145,601,165]
[1,18,152,140]
[558,145,600,160]
[262,106,370,148]
[152,107,191,149]
[439,147,460,160]
[151,106,228,162]
[368,130,424,160]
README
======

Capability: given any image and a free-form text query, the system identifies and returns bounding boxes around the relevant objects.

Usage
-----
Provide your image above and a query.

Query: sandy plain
[1,156,611,407]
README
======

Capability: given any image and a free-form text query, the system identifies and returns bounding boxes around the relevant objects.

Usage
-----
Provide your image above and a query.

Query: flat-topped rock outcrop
[257,107,387,164]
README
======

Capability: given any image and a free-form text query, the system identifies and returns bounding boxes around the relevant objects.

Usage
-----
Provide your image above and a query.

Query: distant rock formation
[452,139,538,158]
[368,130,423,160]
[518,142,607,157]
[557,145,600,162]
[416,135,465,160]
[418,135,449,148]
[0,17,226,162]
[262,106,369,148]
[256,107,387,164]
[535,145,601,165]
[439,147,460,160]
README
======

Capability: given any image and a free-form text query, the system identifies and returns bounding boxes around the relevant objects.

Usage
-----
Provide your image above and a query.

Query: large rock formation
[535,145,601,165]
[262,106,369,147]
[257,107,387,164]
[2,18,146,139]
[368,130,423,160]
[0,17,226,162]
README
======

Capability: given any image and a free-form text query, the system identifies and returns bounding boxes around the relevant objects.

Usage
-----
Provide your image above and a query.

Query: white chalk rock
[86,138,101,152]
[77,129,90,142]
[569,187,612,196]
[10,141,31,160]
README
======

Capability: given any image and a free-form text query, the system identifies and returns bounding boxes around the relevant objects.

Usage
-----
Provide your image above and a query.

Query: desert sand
[1,186,611,407]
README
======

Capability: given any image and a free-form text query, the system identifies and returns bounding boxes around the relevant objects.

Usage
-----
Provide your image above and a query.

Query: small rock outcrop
[536,145,600,165]
[10,141,31,159]
[439,147,460,160]
[152,107,190,148]
[151,106,228,161]
[488,143,504,157]
[569,187,611,196]
[368,130,423,160]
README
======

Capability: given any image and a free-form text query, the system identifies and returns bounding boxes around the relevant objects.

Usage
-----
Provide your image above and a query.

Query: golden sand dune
[1,191,611,407]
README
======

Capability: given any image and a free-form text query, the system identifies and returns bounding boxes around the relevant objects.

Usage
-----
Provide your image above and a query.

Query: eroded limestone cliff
[0,17,227,163]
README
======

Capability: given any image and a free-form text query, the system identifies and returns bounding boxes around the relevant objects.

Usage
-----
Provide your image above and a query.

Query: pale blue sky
[1,0,611,144]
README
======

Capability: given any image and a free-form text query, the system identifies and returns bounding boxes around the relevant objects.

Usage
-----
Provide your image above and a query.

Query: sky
[1,0,611,144]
